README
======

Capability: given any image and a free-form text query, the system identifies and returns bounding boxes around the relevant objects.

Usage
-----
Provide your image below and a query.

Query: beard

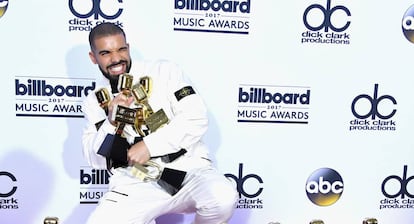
[99,60,132,93]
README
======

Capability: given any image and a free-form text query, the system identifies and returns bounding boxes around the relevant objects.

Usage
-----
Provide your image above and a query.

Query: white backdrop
[1,0,414,223]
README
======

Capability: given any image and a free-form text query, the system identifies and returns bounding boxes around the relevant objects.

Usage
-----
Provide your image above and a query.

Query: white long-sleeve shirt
[82,60,210,171]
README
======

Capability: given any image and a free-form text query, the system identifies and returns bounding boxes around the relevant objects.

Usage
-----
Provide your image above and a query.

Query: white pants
[86,165,238,224]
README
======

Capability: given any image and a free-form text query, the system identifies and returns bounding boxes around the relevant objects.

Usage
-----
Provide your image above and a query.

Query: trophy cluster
[43,217,59,224]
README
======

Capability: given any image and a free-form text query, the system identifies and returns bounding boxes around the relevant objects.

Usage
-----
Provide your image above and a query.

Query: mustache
[107,60,128,69]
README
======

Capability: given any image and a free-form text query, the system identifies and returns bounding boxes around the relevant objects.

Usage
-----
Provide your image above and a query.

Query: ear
[89,51,97,64]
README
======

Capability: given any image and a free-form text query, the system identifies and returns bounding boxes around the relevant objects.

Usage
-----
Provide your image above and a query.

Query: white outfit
[82,60,237,224]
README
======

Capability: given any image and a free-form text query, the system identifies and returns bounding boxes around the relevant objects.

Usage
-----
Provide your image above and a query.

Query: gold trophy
[94,87,112,130]
[43,217,59,224]
[145,108,169,132]
[363,218,378,224]
[112,73,135,135]
[95,87,111,114]
[131,78,168,132]
[117,73,133,96]
[309,220,324,224]
[131,160,162,181]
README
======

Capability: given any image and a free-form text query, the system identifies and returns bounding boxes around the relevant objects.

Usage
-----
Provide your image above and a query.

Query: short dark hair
[89,22,126,50]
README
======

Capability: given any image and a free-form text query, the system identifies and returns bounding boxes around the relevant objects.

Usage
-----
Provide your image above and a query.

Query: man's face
[89,33,131,82]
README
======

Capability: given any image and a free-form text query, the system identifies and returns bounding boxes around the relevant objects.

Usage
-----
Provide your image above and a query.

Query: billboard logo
[173,0,251,34]
[306,167,344,206]
[79,168,109,204]
[80,169,109,185]
[237,84,310,124]
[14,76,96,118]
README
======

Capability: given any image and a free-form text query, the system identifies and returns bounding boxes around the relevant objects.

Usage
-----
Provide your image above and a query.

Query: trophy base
[97,134,129,169]
[157,167,186,195]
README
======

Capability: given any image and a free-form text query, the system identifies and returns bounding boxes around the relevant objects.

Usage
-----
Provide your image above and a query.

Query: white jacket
[82,60,210,171]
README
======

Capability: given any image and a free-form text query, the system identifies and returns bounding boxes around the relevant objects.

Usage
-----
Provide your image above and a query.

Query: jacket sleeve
[143,61,209,157]
[81,91,116,169]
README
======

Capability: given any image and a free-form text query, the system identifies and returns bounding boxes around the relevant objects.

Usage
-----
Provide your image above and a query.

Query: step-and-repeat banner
[1,1,414,223]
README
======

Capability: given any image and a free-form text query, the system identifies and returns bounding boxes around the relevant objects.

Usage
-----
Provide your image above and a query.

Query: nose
[110,53,122,64]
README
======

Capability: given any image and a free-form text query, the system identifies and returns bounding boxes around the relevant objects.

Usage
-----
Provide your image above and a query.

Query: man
[82,22,237,224]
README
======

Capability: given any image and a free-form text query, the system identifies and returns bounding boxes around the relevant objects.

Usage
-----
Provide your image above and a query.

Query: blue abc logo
[402,4,414,43]
[0,0,9,19]
[68,0,123,20]
[303,0,351,32]
[305,167,344,206]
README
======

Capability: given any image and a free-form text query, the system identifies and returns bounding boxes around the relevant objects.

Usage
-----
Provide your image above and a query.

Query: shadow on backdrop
[63,44,104,223]
[0,149,54,224]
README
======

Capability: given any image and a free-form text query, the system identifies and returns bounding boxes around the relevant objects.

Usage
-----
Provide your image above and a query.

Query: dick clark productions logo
[349,84,397,131]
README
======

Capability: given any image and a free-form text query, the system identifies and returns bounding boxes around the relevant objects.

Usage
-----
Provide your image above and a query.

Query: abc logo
[351,84,397,120]
[306,168,344,206]
[0,171,17,197]
[402,4,414,43]
[0,0,8,19]
[69,0,123,20]
[382,165,414,199]
[303,0,351,32]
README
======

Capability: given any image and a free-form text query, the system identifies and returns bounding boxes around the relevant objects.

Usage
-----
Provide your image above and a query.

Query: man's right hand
[108,93,134,126]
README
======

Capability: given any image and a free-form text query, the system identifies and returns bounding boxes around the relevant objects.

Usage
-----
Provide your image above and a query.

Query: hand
[107,93,135,126]
[127,140,151,165]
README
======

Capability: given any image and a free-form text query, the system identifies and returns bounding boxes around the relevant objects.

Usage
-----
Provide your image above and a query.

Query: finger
[127,96,135,104]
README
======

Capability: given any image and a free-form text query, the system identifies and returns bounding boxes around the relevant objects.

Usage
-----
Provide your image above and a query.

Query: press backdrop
[1,1,414,223]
